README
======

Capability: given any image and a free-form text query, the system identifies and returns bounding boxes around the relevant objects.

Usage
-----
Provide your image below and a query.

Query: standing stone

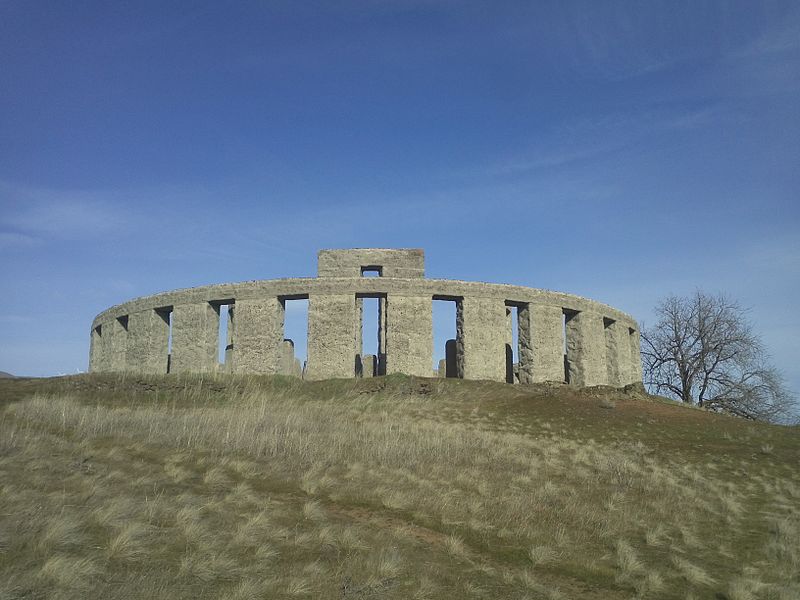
[361,354,376,378]
[444,339,458,378]
[457,297,507,381]
[604,318,622,386]
[89,325,103,372]
[520,304,564,383]
[614,322,632,385]
[279,339,302,377]
[306,294,357,380]
[106,316,129,372]
[171,303,219,373]
[385,295,433,377]
[505,343,514,383]
[88,249,643,386]
[127,309,170,374]
[565,310,607,386]
[233,298,284,375]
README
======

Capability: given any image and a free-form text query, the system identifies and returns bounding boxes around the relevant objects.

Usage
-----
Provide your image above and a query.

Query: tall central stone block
[515,304,565,383]
[458,297,507,381]
[318,248,425,278]
[385,294,432,377]
[565,310,607,386]
[171,303,219,373]
[306,294,357,380]
[126,309,170,374]
[233,298,284,375]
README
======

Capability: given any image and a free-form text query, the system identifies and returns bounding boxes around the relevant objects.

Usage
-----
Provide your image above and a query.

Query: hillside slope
[0,374,797,599]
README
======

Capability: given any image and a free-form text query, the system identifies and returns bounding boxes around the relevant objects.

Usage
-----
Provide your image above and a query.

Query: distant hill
[0,371,15,378]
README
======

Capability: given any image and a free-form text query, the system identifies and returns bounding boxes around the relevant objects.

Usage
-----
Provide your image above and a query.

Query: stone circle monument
[89,248,642,386]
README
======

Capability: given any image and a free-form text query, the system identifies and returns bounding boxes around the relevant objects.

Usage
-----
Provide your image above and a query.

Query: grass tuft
[0,373,797,599]
[672,555,716,587]
[38,555,101,589]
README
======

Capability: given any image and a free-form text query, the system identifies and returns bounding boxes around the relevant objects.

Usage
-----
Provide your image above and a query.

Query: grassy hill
[0,374,797,599]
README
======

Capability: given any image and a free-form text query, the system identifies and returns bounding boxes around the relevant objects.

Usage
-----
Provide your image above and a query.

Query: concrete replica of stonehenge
[89,249,642,386]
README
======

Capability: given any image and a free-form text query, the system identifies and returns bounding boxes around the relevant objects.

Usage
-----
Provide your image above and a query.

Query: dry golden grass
[0,373,797,599]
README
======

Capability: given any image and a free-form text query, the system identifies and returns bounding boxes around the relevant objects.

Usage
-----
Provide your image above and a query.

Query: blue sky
[1,1,798,396]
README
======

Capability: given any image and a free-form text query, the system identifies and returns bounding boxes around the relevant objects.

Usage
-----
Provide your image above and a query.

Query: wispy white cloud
[0,181,133,241]
[732,10,800,59]
[0,231,40,250]
[482,106,725,176]
[0,180,225,247]
[556,3,692,81]
[720,9,800,97]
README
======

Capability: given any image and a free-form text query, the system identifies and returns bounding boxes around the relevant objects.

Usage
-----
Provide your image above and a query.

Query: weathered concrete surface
[109,317,130,372]
[232,298,283,375]
[94,278,638,332]
[89,248,642,385]
[89,326,103,372]
[604,318,622,387]
[318,248,425,278]
[306,294,357,380]
[455,307,465,377]
[613,322,632,385]
[522,304,564,383]
[565,310,607,386]
[458,297,507,381]
[360,354,376,378]
[170,303,219,373]
[385,294,433,377]
[126,309,170,374]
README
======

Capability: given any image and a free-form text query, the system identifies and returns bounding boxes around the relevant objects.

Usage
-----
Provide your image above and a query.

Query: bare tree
[641,291,795,422]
